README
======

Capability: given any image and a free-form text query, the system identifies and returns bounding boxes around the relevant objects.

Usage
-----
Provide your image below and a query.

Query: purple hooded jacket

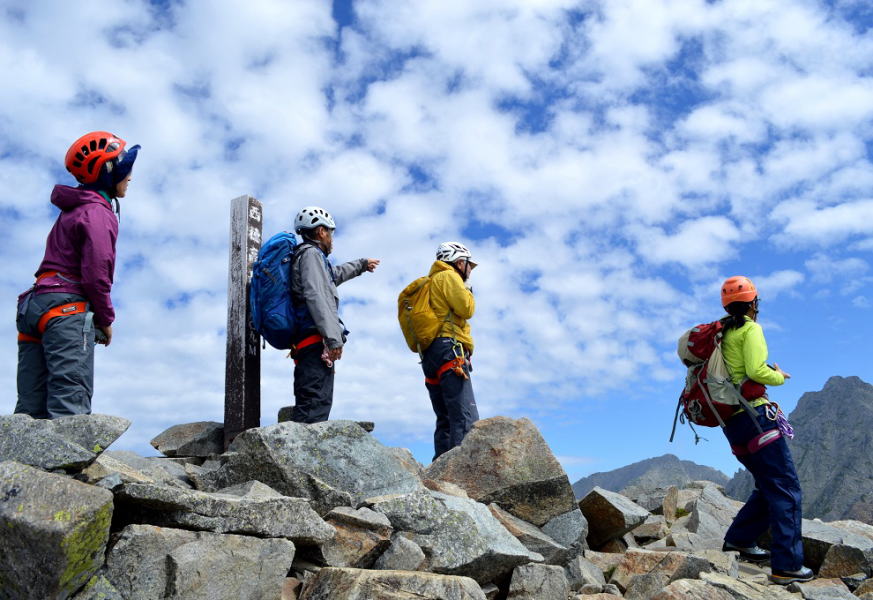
[20,185,119,328]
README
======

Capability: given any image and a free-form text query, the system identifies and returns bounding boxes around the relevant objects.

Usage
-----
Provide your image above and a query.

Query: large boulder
[0,461,114,600]
[104,524,294,600]
[298,567,486,599]
[424,417,577,527]
[367,489,542,583]
[150,421,224,458]
[113,481,334,544]
[0,413,128,471]
[578,487,649,548]
[195,420,424,514]
[506,564,569,599]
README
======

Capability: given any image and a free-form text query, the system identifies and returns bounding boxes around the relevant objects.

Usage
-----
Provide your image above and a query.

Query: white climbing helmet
[436,241,477,266]
[294,206,336,234]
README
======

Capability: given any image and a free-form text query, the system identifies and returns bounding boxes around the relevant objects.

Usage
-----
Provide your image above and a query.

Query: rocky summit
[1,413,872,599]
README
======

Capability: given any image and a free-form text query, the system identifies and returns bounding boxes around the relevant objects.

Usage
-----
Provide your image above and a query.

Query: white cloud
[1,1,872,470]
[633,216,741,267]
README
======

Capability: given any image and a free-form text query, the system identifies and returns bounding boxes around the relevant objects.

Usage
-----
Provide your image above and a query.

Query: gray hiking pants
[16,292,96,419]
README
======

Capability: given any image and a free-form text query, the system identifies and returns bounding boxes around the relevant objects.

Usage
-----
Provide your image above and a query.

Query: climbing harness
[17,272,88,345]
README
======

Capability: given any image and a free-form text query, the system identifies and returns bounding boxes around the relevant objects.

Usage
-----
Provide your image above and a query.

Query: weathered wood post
[224,195,263,448]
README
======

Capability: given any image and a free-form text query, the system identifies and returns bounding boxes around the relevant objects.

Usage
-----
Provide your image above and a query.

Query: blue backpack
[249,231,305,350]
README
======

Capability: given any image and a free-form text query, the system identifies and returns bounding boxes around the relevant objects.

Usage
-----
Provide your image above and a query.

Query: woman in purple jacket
[15,131,140,419]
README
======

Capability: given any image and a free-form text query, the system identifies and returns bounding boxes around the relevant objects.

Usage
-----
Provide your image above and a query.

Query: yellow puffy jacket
[428,260,475,353]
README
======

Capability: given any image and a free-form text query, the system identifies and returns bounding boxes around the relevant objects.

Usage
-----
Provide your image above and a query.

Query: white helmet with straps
[295,206,336,234]
[436,241,477,266]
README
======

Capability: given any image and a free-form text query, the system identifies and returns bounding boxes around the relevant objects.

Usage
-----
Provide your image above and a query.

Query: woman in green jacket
[719,276,813,585]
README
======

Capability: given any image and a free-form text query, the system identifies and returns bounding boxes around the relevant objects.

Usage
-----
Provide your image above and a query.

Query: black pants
[422,337,479,461]
[292,341,334,423]
[723,406,804,571]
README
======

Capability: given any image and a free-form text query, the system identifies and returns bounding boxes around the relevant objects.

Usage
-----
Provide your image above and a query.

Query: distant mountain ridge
[726,375,873,525]
[571,453,729,499]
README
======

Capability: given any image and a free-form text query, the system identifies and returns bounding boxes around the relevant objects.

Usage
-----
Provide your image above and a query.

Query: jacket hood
[428,260,457,277]
[51,185,111,212]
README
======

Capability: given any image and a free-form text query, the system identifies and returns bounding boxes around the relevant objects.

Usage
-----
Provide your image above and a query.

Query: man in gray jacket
[289,206,379,423]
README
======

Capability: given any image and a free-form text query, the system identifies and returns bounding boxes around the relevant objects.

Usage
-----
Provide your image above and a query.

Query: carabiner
[764,403,779,421]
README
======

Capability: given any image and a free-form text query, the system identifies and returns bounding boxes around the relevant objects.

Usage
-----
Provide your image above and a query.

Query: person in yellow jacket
[423,242,479,460]
[718,276,813,585]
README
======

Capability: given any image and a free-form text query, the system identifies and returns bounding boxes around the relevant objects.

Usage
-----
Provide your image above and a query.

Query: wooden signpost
[224,195,263,448]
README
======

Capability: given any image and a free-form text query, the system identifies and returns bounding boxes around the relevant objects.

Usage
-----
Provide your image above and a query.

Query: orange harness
[425,355,469,386]
[17,272,87,344]
[289,334,324,364]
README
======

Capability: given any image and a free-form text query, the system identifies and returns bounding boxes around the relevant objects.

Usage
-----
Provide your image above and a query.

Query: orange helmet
[65,131,127,184]
[721,276,758,306]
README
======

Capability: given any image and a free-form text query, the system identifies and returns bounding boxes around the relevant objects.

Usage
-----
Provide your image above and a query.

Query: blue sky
[1,0,872,483]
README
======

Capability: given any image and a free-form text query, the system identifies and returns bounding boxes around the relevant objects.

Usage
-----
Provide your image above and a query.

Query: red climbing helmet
[64,131,127,185]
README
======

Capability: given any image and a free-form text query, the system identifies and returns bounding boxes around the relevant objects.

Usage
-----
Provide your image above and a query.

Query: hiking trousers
[16,292,96,419]
[422,337,479,461]
[722,405,804,572]
[291,340,334,423]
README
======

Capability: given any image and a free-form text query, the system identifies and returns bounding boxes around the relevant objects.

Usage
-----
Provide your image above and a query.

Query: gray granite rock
[798,518,873,571]
[114,481,334,544]
[578,486,650,547]
[542,508,589,553]
[424,417,577,527]
[0,414,96,470]
[373,534,427,571]
[196,420,424,514]
[488,503,570,564]
[0,461,114,600]
[51,414,130,455]
[297,567,486,599]
[507,563,569,599]
[105,524,294,600]
[367,489,541,584]
[165,533,294,599]
[564,554,606,590]
[150,421,224,458]
[686,484,740,541]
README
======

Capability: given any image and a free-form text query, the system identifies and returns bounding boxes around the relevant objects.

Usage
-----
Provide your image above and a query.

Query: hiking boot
[769,566,814,585]
[722,541,771,563]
